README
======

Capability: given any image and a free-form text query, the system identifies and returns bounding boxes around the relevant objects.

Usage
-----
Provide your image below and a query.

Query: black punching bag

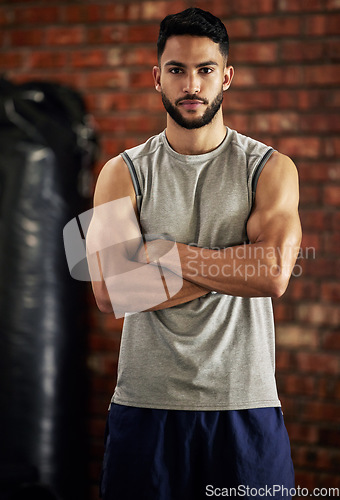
[0,78,98,499]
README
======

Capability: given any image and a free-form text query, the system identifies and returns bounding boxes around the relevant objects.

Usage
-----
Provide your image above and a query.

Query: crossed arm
[87,151,302,315]
[86,156,209,314]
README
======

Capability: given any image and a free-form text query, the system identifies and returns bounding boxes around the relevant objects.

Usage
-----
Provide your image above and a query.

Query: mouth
[178,99,205,110]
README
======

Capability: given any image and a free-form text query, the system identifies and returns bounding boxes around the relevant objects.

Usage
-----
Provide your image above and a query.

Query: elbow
[96,296,113,313]
[266,265,290,299]
[269,278,288,299]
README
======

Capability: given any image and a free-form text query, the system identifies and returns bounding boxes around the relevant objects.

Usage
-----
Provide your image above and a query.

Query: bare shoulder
[94,155,135,206]
[254,151,299,210]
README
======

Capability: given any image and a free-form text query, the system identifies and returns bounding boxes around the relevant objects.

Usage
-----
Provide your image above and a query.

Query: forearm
[161,240,299,298]
[145,277,209,311]
[89,250,209,314]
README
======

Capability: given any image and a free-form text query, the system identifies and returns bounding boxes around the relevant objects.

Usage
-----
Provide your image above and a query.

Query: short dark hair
[157,7,229,63]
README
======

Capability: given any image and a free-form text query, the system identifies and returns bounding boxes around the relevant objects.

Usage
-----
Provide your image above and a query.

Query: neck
[165,110,227,155]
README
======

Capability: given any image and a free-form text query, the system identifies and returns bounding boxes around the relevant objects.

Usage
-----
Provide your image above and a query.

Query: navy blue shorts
[100,404,295,500]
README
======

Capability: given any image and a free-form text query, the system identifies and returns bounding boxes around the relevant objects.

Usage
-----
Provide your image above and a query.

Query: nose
[183,73,200,94]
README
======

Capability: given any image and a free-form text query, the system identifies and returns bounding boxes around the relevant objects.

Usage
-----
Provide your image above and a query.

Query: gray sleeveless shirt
[111,127,281,411]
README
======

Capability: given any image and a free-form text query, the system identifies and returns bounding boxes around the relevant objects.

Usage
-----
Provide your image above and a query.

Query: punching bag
[0,78,98,499]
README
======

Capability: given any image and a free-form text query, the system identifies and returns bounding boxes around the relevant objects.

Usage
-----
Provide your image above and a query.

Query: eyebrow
[164,60,219,68]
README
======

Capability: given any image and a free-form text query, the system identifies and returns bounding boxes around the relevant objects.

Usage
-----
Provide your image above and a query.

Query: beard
[161,89,224,130]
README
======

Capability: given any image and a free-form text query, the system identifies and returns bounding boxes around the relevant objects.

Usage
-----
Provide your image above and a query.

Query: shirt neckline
[160,127,232,163]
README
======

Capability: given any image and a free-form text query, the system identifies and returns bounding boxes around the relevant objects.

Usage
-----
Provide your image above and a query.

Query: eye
[199,67,213,74]
[169,67,183,74]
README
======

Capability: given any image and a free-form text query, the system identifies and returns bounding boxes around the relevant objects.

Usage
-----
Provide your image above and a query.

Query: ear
[153,66,161,93]
[222,65,234,91]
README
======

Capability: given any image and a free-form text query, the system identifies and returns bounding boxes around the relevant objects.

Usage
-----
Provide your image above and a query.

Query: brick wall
[1,0,340,498]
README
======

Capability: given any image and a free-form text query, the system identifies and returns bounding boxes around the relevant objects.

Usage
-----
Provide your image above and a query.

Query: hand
[135,238,176,265]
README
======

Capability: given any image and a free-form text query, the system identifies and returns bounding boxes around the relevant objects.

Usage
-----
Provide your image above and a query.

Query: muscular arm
[86,155,209,315]
[141,152,302,298]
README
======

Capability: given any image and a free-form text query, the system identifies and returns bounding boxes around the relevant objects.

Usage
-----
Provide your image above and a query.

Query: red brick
[0,52,23,68]
[278,0,325,11]
[273,303,294,322]
[100,137,134,158]
[255,17,301,38]
[124,46,157,66]
[305,14,340,36]
[87,352,118,376]
[87,394,111,417]
[331,212,340,231]
[318,427,340,447]
[224,114,249,134]
[88,334,120,352]
[286,279,319,300]
[62,5,101,23]
[300,210,328,230]
[298,163,337,183]
[88,417,107,439]
[300,114,340,133]
[13,6,59,24]
[89,376,116,395]
[278,137,321,158]
[11,72,83,88]
[10,29,44,46]
[324,232,340,255]
[303,257,336,278]
[321,283,340,303]
[87,25,128,44]
[130,69,155,88]
[99,4,133,22]
[100,91,163,113]
[275,325,319,348]
[301,401,340,423]
[325,139,340,158]
[278,396,299,417]
[232,67,257,88]
[45,26,84,45]
[294,446,340,471]
[225,19,253,40]
[71,49,106,68]
[232,42,278,63]
[318,377,340,399]
[256,66,302,86]
[281,41,324,62]
[225,90,274,111]
[29,51,68,69]
[0,7,10,25]
[296,303,340,327]
[324,185,340,207]
[276,350,293,371]
[294,470,318,491]
[295,352,339,375]
[304,65,340,86]
[299,185,322,205]
[84,70,128,90]
[252,111,300,134]
[232,0,274,14]
[301,233,322,253]
[276,90,298,108]
[325,40,340,61]
[98,93,130,112]
[277,373,317,396]
[297,89,335,110]
[285,422,319,444]
[140,1,186,20]
[127,24,159,43]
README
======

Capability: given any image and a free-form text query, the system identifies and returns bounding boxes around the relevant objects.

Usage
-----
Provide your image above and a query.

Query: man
[87,7,302,500]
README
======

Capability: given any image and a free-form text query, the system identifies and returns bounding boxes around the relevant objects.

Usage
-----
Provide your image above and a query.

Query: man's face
[153,36,233,130]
